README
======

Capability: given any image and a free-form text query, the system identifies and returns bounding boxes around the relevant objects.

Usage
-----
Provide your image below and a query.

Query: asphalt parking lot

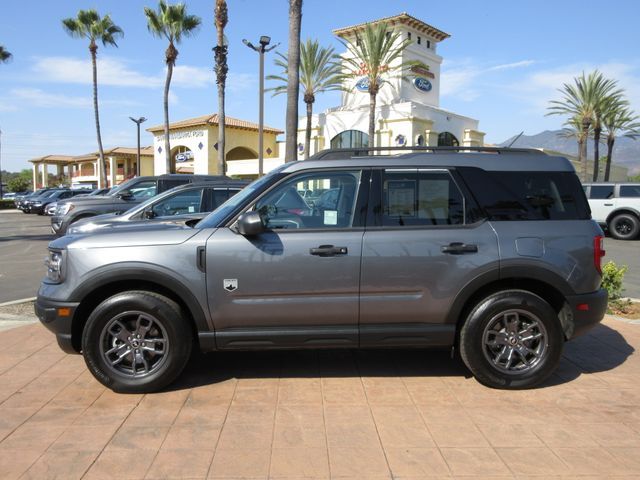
[1,209,639,304]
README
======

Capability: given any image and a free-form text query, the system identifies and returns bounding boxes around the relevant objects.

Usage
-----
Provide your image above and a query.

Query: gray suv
[36,148,608,393]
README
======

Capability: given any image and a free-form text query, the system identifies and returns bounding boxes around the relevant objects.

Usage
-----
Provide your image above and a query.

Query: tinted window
[590,185,614,199]
[254,171,362,229]
[620,185,640,198]
[152,188,203,216]
[381,170,464,226]
[458,169,590,221]
[129,181,157,200]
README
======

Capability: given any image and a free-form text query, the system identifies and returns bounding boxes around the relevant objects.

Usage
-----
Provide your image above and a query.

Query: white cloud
[7,88,139,109]
[31,56,216,89]
[487,60,536,71]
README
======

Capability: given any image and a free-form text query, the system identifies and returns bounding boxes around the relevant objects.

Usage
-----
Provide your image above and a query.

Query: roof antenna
[507,131,524,148]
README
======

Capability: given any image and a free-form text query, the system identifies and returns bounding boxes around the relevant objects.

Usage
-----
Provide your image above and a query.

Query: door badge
[223,279,238,292]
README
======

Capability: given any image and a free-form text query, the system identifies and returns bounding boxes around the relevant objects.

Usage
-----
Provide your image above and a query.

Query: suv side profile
[583,182,640,240]
[36,148,608,393]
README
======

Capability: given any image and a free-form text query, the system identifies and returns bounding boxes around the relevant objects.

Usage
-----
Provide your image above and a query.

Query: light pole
[243,36,279,177]
[129,117,147,177]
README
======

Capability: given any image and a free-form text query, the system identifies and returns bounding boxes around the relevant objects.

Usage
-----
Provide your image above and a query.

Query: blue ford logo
[414,77,432,92]
[355,77,369,92]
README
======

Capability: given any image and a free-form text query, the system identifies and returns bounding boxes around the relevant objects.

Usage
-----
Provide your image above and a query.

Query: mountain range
[498,130,640,175]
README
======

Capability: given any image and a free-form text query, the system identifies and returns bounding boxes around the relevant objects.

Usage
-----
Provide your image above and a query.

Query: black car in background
[25,189,89,215]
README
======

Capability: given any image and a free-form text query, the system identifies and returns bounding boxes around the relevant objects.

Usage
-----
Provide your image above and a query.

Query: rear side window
[380,169,465,226]
[620,185,640,198]
[458,169,590,220]
[590,186,614,199]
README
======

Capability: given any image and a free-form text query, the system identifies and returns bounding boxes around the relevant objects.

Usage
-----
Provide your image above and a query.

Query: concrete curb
[0,297,36,307]
[0,209,21,214]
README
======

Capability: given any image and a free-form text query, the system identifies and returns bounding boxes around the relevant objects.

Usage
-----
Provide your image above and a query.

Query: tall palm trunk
[90,41,107,188]
[285,0,302,161]
[368,91,377,149]
[215,0,228,175]
[604,135,615,182]
[304,97,313,160]
[579,119,590,181]
[164,43,177,174]
[592,126,601,181]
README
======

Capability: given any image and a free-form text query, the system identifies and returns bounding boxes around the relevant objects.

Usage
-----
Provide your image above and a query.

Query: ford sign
[414,77,432,92]
[355,77,369,92]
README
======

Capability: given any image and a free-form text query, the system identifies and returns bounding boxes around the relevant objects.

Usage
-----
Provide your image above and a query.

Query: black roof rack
[309,146,543,160]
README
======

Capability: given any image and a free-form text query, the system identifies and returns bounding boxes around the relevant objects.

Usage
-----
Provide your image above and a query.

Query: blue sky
[1,0,639,172]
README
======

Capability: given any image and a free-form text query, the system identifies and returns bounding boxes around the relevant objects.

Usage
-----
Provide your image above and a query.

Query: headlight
[57,203,75,216]
[45,249,65,283]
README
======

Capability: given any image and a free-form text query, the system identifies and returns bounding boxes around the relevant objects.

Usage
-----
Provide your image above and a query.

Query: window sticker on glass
[188,206,195,213]
[387,180,416,217]
[324,210,338,225]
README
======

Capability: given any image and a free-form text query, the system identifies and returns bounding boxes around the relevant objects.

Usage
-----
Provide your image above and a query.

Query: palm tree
[284,0,303,161]
[340,22,417,148]
[145,1,201,174]
[0,45,12,63]
[214,0,228,175]
[547,71,619,181]
[62,10,123,188]
[591,79,624,181]
[602,105,640,181]
[268,39,342,159]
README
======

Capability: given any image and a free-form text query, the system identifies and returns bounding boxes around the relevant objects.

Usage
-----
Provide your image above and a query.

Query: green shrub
[0,199,15,210]
[601,260,632,314]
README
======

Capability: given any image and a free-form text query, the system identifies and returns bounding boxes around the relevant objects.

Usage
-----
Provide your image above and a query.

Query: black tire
[81,291,192,393]
[608,213,640,240]
[459,290,564,389]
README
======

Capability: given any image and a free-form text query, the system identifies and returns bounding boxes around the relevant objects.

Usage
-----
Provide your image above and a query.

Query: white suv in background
[584,183,640,240]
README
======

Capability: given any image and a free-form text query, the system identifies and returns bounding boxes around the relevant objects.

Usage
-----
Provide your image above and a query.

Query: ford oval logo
[355,77,369,92]
[414,77,432,92]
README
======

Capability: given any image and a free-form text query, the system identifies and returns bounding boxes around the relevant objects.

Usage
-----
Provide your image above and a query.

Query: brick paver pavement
[0,317,639,479]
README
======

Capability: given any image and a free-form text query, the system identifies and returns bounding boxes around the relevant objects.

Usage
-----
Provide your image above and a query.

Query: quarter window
[253,171,362,230]
[620,185,640,198]
[381,170,464,226]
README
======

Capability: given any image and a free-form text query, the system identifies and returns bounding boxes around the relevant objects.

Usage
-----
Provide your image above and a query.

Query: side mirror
[143,208,155,219]
[117,190,133,200]
[237,211,264,236]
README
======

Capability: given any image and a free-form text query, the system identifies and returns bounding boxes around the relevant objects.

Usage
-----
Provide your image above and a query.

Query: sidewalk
[0,314,639,479]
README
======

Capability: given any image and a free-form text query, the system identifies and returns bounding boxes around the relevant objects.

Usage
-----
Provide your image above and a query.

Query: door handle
[604,203,614,206]
[309,245,348,257]
[441,242,478,254]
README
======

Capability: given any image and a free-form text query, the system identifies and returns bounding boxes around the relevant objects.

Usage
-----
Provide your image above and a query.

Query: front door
[205,168,368,349]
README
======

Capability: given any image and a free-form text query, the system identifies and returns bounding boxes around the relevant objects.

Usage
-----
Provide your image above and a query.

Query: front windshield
[107,177,139,196]
[197,166,286,228]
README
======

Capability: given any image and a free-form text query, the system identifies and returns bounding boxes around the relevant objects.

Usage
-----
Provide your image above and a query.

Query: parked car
[51,174,227,236]
[27,189,87,215]
[2,192,17,200]
[21,189,68,214]
[36,147,607,393]
[67,180,248,235]
[16,188,57,210]
[583,182,640,240]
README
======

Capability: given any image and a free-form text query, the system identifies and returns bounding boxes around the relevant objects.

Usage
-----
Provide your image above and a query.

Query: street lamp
[243,36,279,177]
[129,116,147,177]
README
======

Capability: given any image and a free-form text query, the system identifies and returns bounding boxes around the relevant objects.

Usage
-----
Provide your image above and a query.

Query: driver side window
[253,170,362,230]
[151,188,204,217]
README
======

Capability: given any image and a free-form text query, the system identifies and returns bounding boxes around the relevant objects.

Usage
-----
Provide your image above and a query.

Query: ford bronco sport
[36,147,608,393]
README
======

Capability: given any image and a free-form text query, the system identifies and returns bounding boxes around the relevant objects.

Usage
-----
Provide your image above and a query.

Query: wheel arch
[69,266,208,352]
[605,207,640,225]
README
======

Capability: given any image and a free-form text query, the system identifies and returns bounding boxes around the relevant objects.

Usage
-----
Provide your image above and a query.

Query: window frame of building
[417,36,421,45]
[330,130,370,149]
[437,132,460,147]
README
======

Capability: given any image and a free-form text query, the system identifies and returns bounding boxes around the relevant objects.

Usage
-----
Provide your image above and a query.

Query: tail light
[594,235,605,274]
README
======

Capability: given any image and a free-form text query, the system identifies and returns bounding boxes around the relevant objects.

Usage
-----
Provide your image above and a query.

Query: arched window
[437,132,459,147]
[330,130,369,149]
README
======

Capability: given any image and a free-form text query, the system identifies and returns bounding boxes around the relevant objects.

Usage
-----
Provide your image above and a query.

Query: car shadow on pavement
[167,322,633,391]
[0,234,54,242]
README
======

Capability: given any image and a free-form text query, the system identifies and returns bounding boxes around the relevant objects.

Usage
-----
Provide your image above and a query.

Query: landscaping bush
[601,260,632,314]
[0,199,15,210]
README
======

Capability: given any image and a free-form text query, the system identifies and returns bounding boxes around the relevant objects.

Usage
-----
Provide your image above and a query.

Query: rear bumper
[35,296,80,354]
[565,288,608,339]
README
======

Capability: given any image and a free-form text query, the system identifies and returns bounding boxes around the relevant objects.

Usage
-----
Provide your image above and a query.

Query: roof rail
[308,146,543,160]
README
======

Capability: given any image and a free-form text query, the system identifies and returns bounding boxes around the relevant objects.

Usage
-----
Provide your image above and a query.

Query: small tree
[268,39,342,159]
[340,22,418,148]
[601,105,640,181]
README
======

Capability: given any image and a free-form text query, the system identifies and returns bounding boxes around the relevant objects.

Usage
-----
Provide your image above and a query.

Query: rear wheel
[608,213,640,240]
[459,290,564,389]
[81,291,192,393]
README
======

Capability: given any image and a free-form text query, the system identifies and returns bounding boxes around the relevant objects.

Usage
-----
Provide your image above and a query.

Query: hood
[57,195,120,207]
[55,223,202,249]
[68,214,201,235]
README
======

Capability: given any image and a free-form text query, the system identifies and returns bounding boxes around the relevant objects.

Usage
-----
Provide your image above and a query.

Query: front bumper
[565,288,608,339]
[35,296,80,354]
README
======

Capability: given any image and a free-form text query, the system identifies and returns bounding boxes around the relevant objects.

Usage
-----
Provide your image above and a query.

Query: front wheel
[608,213,640,240]
[81,291,193,393]
[459,290,564,389]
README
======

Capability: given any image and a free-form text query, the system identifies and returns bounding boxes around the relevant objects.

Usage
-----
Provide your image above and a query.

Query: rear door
[359,168,500,347]
[588,184,616,222]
